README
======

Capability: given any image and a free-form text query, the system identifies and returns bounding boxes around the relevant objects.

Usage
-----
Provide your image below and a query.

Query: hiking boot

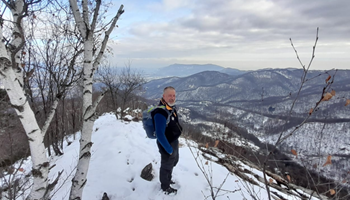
[170,180,175,185]
[163,186,177,195]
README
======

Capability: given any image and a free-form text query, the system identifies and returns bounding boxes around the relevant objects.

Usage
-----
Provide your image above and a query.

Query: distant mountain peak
[152,63,245,78]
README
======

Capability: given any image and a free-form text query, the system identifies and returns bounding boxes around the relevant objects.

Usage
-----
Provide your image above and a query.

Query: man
[152,86,182,195]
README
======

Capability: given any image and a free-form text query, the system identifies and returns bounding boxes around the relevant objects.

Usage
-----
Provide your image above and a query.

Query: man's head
[163,86,176,106]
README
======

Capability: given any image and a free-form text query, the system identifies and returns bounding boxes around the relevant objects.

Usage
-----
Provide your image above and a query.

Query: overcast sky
[108,0,350,71]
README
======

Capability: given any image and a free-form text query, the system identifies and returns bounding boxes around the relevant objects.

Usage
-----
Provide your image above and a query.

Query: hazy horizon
[107,0,350,71]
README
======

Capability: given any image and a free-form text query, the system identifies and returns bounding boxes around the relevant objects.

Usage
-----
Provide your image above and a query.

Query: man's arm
[154,113,173,154]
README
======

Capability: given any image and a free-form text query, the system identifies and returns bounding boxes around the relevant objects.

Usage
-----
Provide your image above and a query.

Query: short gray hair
[163,86,175,94]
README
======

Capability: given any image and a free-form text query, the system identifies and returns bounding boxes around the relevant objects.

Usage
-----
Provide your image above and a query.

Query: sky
[2,113,321,200]
[107,0,350,71]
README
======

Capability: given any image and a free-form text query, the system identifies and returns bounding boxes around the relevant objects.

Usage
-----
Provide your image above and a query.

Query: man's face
[163,89,176,106]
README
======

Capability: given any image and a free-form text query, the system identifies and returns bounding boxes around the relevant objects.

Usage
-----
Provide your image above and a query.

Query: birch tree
[0,0,77,199]
[68,1,124,199]
[0,0,53,199]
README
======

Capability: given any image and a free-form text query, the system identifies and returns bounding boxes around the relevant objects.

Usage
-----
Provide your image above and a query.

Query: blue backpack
[142,105,174,139]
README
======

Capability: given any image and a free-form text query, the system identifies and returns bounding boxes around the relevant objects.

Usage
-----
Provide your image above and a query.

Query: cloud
[109,0,350,70]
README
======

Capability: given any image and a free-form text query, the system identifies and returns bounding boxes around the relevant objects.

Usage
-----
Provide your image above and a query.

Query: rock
[123,117,131,122]
[140,163,154,181]
[132,117,139,122]
[101,192,109,200]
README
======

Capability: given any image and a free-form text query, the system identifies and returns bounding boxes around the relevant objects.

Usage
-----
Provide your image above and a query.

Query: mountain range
[144,67,350,118]
[147,63,246,78]
[141,65,350,186]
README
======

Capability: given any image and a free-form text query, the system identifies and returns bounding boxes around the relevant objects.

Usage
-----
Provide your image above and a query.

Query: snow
[275,71,292,79]
[259,121,350,181]
[2,112,321,200]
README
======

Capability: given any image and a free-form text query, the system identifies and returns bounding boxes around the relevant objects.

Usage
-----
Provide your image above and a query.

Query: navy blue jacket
[152,100,182,154]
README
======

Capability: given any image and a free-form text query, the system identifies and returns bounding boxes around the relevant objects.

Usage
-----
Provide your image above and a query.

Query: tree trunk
[47,130,52,157]
[0,1,51,198]
[1,62,50,200]
[68,1,124,198]
[69,38,94,200]
[0,1,66,198]
[72,99,76,133]
[61,98,66,149]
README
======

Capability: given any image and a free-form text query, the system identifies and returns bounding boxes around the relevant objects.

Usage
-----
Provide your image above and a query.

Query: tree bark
[68,1,124,198]
[1,59,50,200]
[69,37,95,199]
[0,1,64,199]
[0,1,50,199]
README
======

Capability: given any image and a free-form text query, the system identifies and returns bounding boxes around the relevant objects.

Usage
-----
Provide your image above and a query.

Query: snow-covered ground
[2,113,323,200]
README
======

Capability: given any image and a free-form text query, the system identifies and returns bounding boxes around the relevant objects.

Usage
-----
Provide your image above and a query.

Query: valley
[142,66,350,192]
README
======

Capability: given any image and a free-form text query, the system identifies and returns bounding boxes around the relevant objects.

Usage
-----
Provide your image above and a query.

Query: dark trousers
[157,139,179,190]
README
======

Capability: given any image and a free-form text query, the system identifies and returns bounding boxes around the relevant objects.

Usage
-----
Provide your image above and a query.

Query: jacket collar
[160,98,175,111]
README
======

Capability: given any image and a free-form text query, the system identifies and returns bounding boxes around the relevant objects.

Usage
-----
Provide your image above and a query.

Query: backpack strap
[150,105,174,127]
[165,109,174,127]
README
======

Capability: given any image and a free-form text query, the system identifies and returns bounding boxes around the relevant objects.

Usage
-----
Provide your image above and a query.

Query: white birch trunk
[68,1,94,199]
[1,64,49,200]
[68,0,124,199]
[69,38,95,199]
[0,1,60,199]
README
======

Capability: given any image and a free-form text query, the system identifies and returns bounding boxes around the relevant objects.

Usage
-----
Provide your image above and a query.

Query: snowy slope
[50,113,250,200]
[2,113,324,200]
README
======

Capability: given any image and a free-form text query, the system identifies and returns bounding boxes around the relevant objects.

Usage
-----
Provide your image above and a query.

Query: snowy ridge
[2,113,330,199]
[53,113,325,199]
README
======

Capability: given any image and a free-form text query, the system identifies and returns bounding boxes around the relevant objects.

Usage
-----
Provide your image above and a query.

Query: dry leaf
[18,168,25,172]
[286,175,291,182]
[313,164,318,169]
[325,75,331,83]
[342,179,347,183]
[205,143,209,149]
[321,92,333,101]
[322,155,332,167]
[205,161,208,165]
[21,63,25,68]
[214,140,219,148]
[235,180,239,182]
[331,90,336,96]
[345,99,350,106]
[309,108,313,115]
[329,189,336,195]
[291,149,297,156]
[268,178,274,184]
